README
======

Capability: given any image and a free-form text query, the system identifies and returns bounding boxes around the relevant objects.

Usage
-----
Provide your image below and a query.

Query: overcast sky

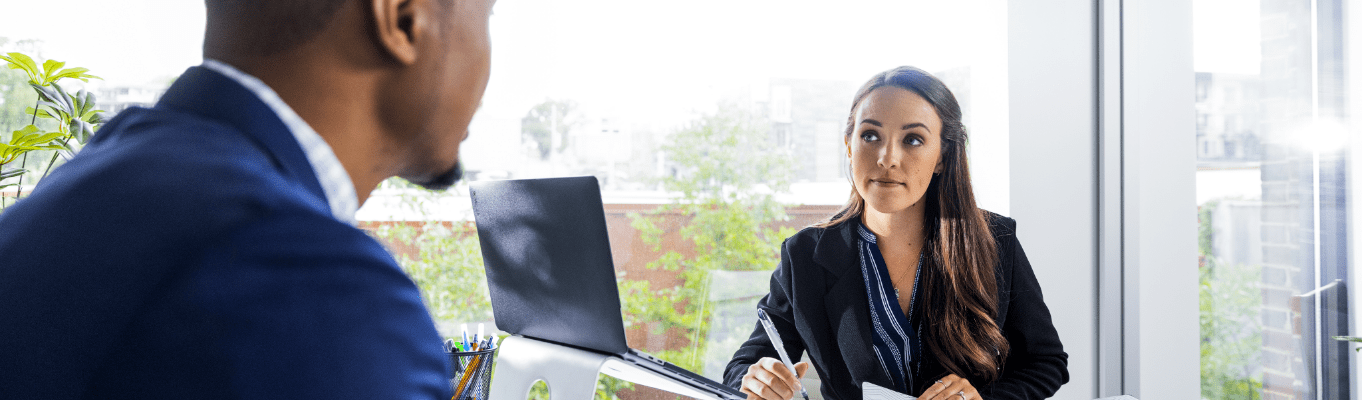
[0,0,1258,120]
[1192,0,1260,75]
[0,0,1009,117]
[0,0,1257,212]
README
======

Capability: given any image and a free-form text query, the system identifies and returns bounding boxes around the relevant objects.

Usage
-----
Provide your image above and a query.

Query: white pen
[757,308,810,400]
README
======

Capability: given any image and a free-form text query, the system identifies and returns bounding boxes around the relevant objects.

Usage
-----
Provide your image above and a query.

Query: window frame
[1010,0,1198,398]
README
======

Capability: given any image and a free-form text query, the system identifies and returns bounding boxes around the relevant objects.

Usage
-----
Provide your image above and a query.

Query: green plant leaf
[30,83,65,108]
[1334,336,1362,352]
[0,143,42,164]
[52,139,74,152]
[36,102,69,122]
[48,82,75,113]
[31,84,75,132]
[1,126,66,163]
[41,59,65,84]
[24,132,65,147]
[75,89,93,115]
[1,52,42,85]
[24,107,56,120]
[10,125,40,144]
[51,67,100,83]
[87,111,108,125]
[71,120,93,143]
[0,168,24,181]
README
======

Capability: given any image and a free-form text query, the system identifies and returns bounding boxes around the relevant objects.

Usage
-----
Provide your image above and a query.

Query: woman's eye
[861,131,880,142]
[906,136,924,146]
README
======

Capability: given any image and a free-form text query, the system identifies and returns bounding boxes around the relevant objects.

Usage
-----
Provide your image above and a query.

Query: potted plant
[0,51,104,210]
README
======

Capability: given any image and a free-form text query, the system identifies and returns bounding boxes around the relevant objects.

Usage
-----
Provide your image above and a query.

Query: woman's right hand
[740,357,811,400]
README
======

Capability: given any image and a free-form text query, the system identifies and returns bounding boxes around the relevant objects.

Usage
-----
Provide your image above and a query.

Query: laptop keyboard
[628,350,744,398]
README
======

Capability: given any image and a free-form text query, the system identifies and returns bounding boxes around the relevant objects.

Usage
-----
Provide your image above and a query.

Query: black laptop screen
[470,176,631,355]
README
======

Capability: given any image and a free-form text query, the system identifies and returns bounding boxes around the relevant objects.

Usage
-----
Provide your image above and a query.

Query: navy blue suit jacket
[0,67,451,399]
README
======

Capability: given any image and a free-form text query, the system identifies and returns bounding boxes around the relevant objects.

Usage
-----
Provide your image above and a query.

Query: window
[364,1,1010,398]
[1194,0,1355,398]
[1,1,1019,398]
[0,2,205,201]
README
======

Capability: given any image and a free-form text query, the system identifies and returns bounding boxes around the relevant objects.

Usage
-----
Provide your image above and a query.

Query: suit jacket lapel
[154,66,330,213]
[814,220,897,394]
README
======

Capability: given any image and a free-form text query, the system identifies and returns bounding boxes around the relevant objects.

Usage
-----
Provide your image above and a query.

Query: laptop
[469,176,746,400]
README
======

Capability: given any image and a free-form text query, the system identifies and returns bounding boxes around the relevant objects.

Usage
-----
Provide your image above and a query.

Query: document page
[862,381,917,400]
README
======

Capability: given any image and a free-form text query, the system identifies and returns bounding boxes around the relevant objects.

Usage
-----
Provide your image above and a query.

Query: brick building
[1258,0,1351,398]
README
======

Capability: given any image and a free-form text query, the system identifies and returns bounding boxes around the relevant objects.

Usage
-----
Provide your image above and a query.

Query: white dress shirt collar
[200,59,360,226]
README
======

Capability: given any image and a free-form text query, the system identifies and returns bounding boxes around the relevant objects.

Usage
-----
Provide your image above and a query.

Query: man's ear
[371,0,431,65]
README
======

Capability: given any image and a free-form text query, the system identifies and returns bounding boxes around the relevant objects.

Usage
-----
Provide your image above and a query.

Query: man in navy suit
[0,0,494,398]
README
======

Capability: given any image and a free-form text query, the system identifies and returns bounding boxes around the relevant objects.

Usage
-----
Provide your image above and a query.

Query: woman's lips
[870,179,904,186]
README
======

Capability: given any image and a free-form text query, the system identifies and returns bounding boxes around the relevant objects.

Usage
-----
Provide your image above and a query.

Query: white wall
[1008,0,1097,398]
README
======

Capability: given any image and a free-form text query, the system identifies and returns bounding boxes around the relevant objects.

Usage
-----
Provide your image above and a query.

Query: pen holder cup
[447,347,497,400]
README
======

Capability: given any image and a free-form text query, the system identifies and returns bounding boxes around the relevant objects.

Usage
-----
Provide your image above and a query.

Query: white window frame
[1009,0,1197,398]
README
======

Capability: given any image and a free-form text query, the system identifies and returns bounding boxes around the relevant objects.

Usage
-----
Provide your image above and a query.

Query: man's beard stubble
[406,161,463,191]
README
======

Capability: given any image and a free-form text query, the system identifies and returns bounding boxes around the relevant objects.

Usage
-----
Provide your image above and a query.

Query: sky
[0,0,1259,212]
[0,0,1259,129]
[0,0,1261,86]
[1192,0,1261,75]
[0,0,1007,119]
[0,1,207,88]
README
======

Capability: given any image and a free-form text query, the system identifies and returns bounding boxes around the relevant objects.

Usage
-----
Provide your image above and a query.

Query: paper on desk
[863,381,917,400]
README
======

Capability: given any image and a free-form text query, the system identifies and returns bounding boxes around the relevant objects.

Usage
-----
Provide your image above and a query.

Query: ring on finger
[957,390,967,399]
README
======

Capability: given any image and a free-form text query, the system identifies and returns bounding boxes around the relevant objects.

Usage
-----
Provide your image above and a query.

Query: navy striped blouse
[856,223,923,394]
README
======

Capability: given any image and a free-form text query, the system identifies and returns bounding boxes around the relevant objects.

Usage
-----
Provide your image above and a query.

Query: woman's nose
[877,143,902,169]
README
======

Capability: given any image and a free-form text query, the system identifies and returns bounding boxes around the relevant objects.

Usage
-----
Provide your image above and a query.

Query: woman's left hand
[918,374,980,400]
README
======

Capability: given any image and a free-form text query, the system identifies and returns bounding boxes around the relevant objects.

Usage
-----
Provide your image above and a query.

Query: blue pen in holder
[447,346,496,400]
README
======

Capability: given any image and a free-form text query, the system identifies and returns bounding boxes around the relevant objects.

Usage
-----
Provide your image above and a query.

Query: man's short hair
[204,0,351,57]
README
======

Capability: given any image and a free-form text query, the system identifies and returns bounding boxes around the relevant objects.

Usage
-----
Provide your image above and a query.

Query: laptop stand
[489,335,722,400]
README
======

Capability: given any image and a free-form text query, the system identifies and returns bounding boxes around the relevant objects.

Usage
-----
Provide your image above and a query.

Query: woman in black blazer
[724,67,1068,400]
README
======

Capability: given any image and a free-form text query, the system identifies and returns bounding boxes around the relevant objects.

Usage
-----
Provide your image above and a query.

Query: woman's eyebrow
[862,119,931,132]
[902,122,930,132]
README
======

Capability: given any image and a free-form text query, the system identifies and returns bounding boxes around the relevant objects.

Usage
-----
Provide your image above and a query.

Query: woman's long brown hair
[816,66,1008,382]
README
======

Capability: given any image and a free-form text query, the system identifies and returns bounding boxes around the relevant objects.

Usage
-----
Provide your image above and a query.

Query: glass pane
[0,2,206,202]
[1194,0,1354,398]
[1,2,1009,399]
[368,1,1009,399]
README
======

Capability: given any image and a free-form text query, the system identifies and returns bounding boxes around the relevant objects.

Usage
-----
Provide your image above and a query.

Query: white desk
[488,335,720,400]
[489,336,1126,400]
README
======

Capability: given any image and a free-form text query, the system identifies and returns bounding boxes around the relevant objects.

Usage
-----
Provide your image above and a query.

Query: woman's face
[847,86,944,216]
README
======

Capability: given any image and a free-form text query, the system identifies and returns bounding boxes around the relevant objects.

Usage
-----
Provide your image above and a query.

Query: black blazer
[723,214,1068,399]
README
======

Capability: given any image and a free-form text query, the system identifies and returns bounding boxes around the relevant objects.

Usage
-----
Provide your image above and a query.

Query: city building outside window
[1194,0,1356,398]
[0,1,1018,399]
